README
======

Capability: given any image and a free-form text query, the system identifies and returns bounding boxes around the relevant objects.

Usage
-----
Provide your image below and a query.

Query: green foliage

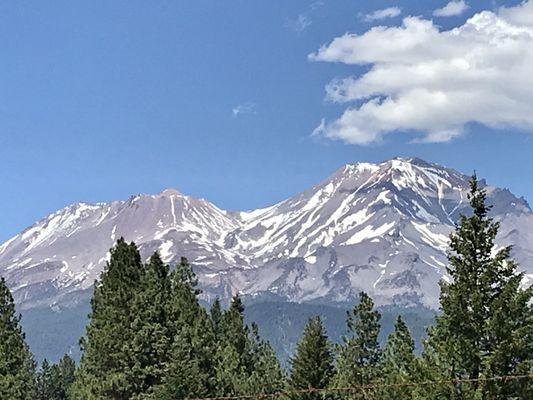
[334,292,381,392]
[150,313,215,400]
[425,175,533,399]
[150,258,217,400]
[210,298,223,339]
[243,323,285,396]
[36,354,75,400]
[213,296,285,397]
[288,316,334,400]
[130,253,172,397]
[0,276,36,399]
[377,317,422,399]
[72,238,144,399]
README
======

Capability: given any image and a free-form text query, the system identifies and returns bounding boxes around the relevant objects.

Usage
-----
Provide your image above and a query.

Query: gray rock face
[1,157,532,310]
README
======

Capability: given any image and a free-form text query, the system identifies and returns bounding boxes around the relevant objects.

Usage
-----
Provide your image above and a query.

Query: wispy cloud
[285,1,324,34]
[309,1,533,145]
[433,1,469,17]
[285,14,312,34]
[232,102,256,118]
[363,7,402,22]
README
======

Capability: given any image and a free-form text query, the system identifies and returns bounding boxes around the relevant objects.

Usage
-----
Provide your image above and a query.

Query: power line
[186,374,533,400]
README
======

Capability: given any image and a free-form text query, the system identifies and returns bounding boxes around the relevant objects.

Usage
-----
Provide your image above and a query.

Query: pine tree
[150,256,216,399]
[37,354,75,400]
[483,267,533,398]
[37,360,57,400]
[378,317,421,399]
[72,238,144,399]
[426,174,533,398]
[0,277,36,399]
[57,354,76,399]
[243,323,285,396]
[130,252,172,398]
[210,298,223,339]
[220,295,248,358]
[288,316,334,400]
[174,256,199,293]
[151,312,215,400]
[214,295,252,396]
[334,291,381,397]
[212,296,285,397]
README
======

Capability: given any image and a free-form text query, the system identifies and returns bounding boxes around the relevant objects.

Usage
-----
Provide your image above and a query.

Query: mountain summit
[1,158,532,310]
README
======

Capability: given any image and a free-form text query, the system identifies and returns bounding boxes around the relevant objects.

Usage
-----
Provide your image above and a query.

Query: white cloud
[232,102,256,118]
[308,1,533,145]
[433,1,470,17]
[364,7,402,22]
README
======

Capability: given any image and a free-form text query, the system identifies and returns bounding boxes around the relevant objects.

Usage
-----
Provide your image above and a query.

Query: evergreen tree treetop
[335,291,381,391]
[381,316,417,376]
[427,173,533,398]
[73,239,145,399]
[346,292,381,368]
[0,277,36,399]
[288,315,334,399]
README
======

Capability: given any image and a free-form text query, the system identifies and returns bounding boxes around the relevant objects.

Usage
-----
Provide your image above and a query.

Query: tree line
[0,175,531,399]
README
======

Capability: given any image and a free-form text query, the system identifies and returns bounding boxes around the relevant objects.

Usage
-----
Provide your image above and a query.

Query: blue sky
[1,0,533,241]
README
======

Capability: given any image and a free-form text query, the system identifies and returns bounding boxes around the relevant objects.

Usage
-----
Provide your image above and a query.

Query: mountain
[1,157,532,313]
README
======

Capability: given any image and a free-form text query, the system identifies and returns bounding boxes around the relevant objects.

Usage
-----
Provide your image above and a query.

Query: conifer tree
[220,295,248,358]
[130,252,172,397]
[0,277,36,399]
[288,316,334,400]
[426,175,533,398]
[150,256,217,399]
[151,311,215,400]
[212,296,285,397]
[210,298,223,339]
[378,317,420,399]
[36,360,57,400]
[72,238,144,399]
[57,354,76,399]
[243,323,285,396]
[174,256,199,293]
[37,357,74,400]
[334,291,381,396]
[214,295,252,396]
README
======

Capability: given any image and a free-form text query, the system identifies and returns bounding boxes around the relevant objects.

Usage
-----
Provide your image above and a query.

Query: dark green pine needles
[36,354,75,400]
[0,277,36,399]
[335,291,382,392]
[425,174,533,398]
[73,238,145,399]
[72,239,284,400]
[288,315,334,400]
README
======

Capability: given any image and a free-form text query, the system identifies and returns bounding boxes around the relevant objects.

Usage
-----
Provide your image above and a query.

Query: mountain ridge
[1,157,532,310]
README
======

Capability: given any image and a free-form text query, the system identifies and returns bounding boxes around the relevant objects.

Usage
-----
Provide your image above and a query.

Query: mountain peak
[343,157,437,174]
[158,188,182,197]
[389,156,430,166]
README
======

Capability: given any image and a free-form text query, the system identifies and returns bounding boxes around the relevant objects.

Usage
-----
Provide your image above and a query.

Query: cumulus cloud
[232,102,256,117]
[433,1,469,17]
[308,1,533,145]
[364,7,402,22]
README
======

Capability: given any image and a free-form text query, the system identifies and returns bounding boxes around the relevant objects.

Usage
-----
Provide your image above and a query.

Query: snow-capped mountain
[1,157,532,310]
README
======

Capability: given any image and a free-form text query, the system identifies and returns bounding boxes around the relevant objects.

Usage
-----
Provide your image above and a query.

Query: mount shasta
[2,157,532,312]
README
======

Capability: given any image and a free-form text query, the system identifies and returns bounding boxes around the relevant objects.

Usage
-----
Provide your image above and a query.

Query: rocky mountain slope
[1,157,532,310]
